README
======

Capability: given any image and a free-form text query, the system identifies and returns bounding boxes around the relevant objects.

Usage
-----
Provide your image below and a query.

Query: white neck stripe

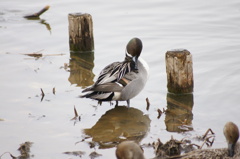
[125,50,132,57]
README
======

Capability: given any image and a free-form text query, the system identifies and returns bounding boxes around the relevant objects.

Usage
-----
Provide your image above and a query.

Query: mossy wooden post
[68,13,94,52]
[165,49,193,93]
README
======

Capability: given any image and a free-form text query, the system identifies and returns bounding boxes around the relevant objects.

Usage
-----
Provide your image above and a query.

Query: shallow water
[1,0,240,158]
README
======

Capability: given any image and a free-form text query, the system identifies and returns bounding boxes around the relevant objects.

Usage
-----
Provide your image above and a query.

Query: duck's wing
[81,73,138,101]
[94,62,121,85]
[82,60,135,93]
[93,60,135,85]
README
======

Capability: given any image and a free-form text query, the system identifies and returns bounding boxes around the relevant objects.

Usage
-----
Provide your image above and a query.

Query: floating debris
[153,128,217,159]
[28,113,46,120]
[40,88,45,102]
[199,128,215,149]
[70,106,81,125]
[0,152,16,159]
[146,97,150,110]
[89,151,102,159]
[18,141,33,158]
[24,5,50,19]
[59,63,69,70]
[157,109,163,119]
[87,141,97,149]
[155,136,182,157]
[63,151,85,157]
[53,87,56,95]
[23,51,65,60]
[202,128,215,139]
[24,53,42,59]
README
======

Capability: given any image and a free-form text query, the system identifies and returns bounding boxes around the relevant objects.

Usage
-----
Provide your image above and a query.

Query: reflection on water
[165,93,194,132]
[68,52,95,87]
[25,17,52,33]
[40,19,51,33]
[84,106,151,148]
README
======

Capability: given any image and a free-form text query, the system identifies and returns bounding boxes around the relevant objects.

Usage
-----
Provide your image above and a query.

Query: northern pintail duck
[81,37,149,107]
[177,122,240,159]
[224,121,239,157]
[116,141,145,159]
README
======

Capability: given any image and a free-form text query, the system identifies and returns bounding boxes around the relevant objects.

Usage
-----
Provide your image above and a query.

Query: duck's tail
[80,91,114,101]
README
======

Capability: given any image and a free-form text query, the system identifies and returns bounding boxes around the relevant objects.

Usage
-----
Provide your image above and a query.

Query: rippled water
[1,0,240,158]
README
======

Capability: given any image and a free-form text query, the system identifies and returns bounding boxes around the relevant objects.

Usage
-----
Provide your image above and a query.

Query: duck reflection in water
[84,106,150,149]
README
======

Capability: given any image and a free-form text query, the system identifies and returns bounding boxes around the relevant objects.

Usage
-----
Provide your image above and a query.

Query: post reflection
[68,52,95,87]
[84,106,151,149]
[165,93,194,132]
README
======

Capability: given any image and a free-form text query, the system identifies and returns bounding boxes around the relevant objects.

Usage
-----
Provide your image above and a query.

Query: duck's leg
[98,101,102,106]
[126,100,130,107]
[115,101,119,107]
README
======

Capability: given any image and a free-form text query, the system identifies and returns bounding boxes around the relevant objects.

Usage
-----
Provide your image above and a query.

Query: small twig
[157,109,163,119]
[24,53,42,58]
[189,143,201,149]
[74,106,78,117]
[199,136,215,149]
[205,136,215,147]
[202,128,215,139]
[40,88,45,101]
[24,5,50,19]
[40,88,45,96]
[163,108,166,113]
[208,136,215,146]
[0,152,17,159]
[71,106,81,125]
[146,97,150,110]
[53,87,55,95]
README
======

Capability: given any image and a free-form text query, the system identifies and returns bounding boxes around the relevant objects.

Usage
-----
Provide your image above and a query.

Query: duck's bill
[228,143,235,157]
[133,56,138,70]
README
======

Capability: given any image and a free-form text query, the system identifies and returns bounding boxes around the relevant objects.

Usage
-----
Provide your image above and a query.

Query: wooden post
[165,49,193,94]
[68,13,94,52]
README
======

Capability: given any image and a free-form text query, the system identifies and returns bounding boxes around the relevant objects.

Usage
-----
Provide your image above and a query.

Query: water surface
[1,0,240,158]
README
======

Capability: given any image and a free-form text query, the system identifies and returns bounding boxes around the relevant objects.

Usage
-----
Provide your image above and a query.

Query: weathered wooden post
[165,49,193,93]
[68,13,94,52]
[165,49,194,132]
[68,13,95,87]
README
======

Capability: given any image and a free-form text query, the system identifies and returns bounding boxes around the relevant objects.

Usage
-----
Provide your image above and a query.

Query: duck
[176,122,240,159]
[81,37,149,107]
[223,121,239,157]
[116,141,145,159]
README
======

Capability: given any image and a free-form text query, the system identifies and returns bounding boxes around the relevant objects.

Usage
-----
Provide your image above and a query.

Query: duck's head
[116,141,145,159]
[223,121,239,157]
[126,38,143,70]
